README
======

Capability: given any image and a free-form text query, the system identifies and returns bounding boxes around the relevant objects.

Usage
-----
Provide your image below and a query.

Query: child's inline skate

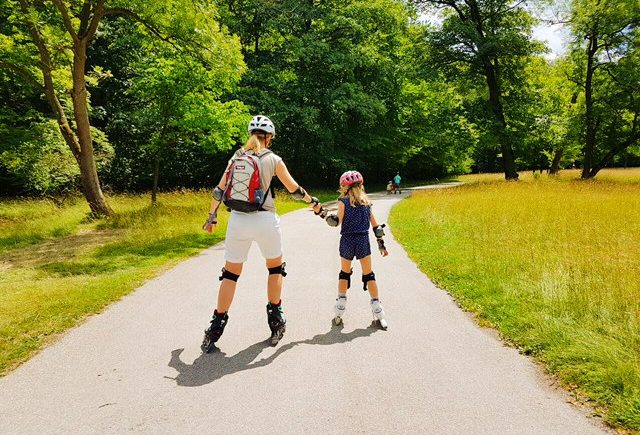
[371,299,388,330]
[333,295,348,325]
[267,302,286,345]
[201,311,229,353]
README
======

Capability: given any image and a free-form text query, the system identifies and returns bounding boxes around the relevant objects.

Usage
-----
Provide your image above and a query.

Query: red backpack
[223,150,272,212]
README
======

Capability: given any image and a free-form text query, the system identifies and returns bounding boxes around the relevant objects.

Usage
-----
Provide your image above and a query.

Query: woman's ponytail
[244,134,265,153]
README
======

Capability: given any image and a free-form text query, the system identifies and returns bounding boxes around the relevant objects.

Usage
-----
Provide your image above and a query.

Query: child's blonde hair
[339,183,370,207]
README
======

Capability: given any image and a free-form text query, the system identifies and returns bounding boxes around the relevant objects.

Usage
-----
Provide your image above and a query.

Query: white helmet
[248,115,276,137]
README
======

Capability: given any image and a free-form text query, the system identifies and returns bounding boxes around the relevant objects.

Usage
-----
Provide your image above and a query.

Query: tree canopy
[1,0,640,208]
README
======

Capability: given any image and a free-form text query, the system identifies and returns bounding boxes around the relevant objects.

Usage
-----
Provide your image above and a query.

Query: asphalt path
[0,185,609,434]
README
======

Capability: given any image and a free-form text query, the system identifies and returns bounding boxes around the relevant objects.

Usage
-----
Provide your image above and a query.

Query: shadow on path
[168,322,380,387]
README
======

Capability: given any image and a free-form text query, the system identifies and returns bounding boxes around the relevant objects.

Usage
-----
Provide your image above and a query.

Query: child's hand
[312,203,322,214]
[376,238,388,257]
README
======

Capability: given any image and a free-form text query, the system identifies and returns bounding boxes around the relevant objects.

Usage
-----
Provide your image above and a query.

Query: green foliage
[0,115,79,195]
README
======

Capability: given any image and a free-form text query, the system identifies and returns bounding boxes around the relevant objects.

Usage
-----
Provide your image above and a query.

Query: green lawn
[0,189,334,376]
[390,168,640,431]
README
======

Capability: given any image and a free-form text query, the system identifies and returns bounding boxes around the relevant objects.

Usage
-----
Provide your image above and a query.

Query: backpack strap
[256,150,275,210]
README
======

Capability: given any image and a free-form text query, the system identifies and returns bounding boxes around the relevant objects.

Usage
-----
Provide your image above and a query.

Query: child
[315,170,390,329]
[386,180,394,194]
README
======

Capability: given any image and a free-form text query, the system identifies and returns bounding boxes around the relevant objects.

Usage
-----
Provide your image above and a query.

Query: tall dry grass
[391,173,640,430]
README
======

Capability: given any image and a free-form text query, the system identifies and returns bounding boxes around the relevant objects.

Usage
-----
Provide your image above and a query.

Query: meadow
[390,168,640,431]
[0,189,335,376]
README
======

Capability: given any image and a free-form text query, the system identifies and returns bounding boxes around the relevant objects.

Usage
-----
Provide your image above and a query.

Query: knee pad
[362,272,376,291]
[219,267,240,282]
[268,262,287,277]
[338,269,353,289]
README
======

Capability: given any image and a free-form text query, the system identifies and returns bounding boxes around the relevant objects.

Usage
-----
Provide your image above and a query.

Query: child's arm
[370,209,389,257]
[325,201,344,227]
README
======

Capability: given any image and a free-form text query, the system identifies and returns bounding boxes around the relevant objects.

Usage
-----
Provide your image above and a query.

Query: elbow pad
[291,186,307,201]
[326,214,339,227]
[373,224,386,238]
[212,186,225,201]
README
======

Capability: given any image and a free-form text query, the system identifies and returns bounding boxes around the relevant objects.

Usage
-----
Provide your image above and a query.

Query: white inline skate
[333,295,347,325]
[371,299,388,330]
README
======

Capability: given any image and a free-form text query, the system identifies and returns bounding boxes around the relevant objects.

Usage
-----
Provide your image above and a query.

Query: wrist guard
[291,186,307,201]
[373,224,386,238]
[326,214,339,227]
[212,186,224,201]
[202,211,218,229]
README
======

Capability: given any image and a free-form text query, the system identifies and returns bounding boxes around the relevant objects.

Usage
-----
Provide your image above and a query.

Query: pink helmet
[340,170,364,187]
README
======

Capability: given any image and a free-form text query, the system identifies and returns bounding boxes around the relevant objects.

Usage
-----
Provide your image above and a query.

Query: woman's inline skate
[267,302,286,345]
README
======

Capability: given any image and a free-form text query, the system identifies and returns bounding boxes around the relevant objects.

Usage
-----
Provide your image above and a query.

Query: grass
[390,168,640,431]
[0,189,323,376]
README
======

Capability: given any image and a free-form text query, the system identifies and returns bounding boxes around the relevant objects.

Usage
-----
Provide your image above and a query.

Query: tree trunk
[483,60,519,180]
[151,153,161,205]
[467,0,518,180]
[71,40,113,216]
[582,31,599,179]
[549,148,564,175]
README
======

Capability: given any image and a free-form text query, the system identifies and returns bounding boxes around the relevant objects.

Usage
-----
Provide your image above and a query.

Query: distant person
[314,170,390,329]
[201,115,319,352]
[393,172,402,194]
[386,180,394,194]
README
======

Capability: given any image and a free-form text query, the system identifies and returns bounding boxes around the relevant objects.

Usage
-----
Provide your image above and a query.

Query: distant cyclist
[393,172,402,194]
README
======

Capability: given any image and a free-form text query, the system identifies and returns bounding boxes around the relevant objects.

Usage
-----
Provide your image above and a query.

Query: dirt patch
[0,229,126,269]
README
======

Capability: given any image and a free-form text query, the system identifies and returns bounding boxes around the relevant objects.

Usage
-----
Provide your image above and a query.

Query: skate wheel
[201,339,217,353]
[270,326,286,346]
[333,316,343,326]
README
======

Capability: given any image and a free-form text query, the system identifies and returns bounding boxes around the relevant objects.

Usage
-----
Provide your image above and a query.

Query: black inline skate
[201,311,228,353]
[266,302,286,346]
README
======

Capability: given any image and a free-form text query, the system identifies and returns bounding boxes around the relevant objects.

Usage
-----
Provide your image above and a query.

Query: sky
[420,10,570,60]
[532,22,570,59]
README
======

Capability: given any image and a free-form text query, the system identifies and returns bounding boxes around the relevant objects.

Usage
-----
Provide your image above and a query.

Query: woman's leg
[266,256,284,304]
[359,255,379,299]
[217,261,244,312]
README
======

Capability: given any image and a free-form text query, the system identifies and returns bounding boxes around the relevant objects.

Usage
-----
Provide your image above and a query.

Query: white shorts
[224,211,283,263]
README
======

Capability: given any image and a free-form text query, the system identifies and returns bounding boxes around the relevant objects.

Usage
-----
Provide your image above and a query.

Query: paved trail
[0,186,608,434]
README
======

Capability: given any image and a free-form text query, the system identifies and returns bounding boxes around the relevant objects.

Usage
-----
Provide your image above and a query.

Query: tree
[411,0,544,180]
[566,0,640,178]
[0,0,243,214]
[219,0,438,185]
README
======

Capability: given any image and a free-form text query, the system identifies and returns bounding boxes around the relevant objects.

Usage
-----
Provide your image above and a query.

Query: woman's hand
[312,202,323,214]
[203,212,218,233]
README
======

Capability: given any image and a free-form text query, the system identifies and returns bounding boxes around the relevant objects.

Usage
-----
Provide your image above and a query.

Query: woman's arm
[203,170,230,233]
[275,161,314,203]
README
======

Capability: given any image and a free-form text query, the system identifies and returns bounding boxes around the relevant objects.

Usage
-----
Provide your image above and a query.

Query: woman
[201,115,317,352]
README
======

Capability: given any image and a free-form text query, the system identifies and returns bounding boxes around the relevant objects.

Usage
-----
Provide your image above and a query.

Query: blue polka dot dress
[339,198,371,260]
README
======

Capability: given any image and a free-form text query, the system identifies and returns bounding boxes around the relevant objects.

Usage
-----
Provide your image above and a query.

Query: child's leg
[339,257,353,295]
[359,255,379,299]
